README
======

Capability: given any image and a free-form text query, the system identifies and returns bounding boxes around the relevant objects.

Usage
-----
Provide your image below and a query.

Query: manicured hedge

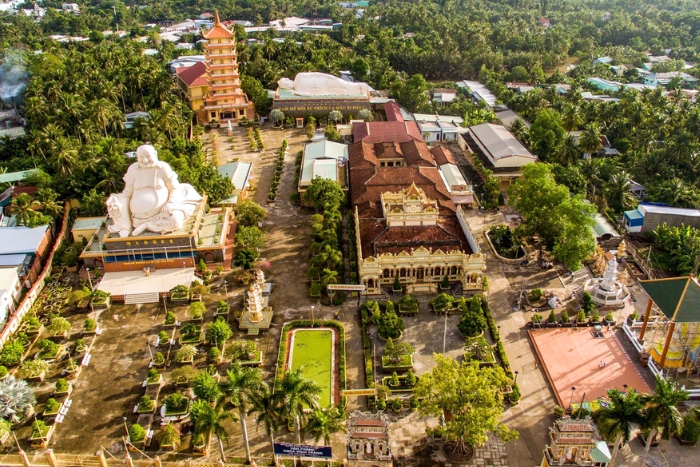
[480,296,513,379]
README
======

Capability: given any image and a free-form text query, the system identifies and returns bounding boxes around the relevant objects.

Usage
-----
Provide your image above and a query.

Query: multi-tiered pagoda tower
[201,11,255,125]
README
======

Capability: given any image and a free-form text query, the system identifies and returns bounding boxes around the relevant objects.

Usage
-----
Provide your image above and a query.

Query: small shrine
[347,412,392,467]
[238,269,273,335]
[539,416,610,467]
[584,257,630,309]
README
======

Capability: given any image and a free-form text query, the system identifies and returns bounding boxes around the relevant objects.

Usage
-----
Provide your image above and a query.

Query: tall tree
[222,364,265,465]
[529,109,566,161]
[640,376,688,466]
[592,389,645,467]
[277,368,322,444]
[249,385,283,465]
[303,407,347,445]
[189,399,236,462]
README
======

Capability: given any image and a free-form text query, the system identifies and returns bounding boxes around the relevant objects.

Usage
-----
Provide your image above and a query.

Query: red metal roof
[352,121,423,143]
[383,101,404,122]
[177,62,208,87]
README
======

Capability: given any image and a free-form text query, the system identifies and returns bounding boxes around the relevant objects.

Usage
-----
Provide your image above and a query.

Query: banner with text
[273,443,332,459]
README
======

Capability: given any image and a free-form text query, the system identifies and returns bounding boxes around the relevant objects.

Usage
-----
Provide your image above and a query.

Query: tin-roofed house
[298,141,349,204]
[217,161,253,206]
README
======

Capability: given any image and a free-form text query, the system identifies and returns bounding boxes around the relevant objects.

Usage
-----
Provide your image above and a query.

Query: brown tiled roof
[177,62,208,87]
[353,419,385,427]
[352,121,423,143]
[349,140,436,168]
[383,101,404,122]
[431,146,457,165]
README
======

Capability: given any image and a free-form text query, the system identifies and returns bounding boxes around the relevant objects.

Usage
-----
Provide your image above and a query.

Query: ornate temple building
[178,11,255,125]
[539,416,610,467]
[349,139,484,295]
[346,412,392,467]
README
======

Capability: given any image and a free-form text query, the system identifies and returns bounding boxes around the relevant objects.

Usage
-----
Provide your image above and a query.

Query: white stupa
[584,257,630,308]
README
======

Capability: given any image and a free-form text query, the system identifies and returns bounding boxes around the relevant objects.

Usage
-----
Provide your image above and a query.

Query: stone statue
[277,72,370,97]
[106,145,203,237]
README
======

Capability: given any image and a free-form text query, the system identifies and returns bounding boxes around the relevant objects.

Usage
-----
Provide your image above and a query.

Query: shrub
[45,398,60,413]
[47,316,71,335]
[561,310,570,323]
[74,339,87,351]
[309,282,322,297]
[32,419,48,438]
[37,339,59,355]
[430,293,454,311]
[591,310,601,322]
[0,366,7,378]
[547,310,556,324]
[216,300,229,314]
[375,308,405,340]
[208,318,232,347]
[129,424,146,443]
[391,398,402,411]
[170,285,188,296]
[158,331,170,344]
[0,419,10,438]
[530,313,543,323]
[482,275,489,291]
[83,318,96,332]
[55,378,69,392]
[180,323,201,339]
[409,397,418,410]
[19,359,49,378]
[605,311,614,322]
[208,347,221,363]
[383,338,414,364]
[399,294,417,310]
[24,316,41,330]
[170,366,199,385]
[147,369,158,380]
[582,291,595,314]
[393,275,401,291]
[680,410,700,445]
[175,345,197,363]
[188,302,206,320]
[577,310,586,323]
[193,371,221,402]
[509,384,521,403]
[457,301,486,338]
[376,397,386,410]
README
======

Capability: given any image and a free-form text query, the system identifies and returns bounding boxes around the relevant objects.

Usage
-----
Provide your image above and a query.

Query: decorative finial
[214,9,221,26]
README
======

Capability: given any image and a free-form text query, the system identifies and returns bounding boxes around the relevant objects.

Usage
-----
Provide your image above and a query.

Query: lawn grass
[289,329,333,408]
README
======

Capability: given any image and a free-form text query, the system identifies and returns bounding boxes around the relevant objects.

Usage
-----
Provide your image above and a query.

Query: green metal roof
[640,276,700,323]
[591,440,611,463]
[0,169,38,184]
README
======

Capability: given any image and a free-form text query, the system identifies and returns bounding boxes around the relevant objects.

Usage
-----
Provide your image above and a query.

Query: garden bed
[380,375,418,393]
[381,355,413,370]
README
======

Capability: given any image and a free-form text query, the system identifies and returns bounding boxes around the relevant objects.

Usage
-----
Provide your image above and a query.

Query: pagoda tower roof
[203,10,235,39]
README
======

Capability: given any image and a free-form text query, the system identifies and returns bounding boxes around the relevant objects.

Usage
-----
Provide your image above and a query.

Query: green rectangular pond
[289,329,333,408]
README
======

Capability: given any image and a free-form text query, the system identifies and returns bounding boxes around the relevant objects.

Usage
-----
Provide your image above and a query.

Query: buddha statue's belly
[130,186,168,219]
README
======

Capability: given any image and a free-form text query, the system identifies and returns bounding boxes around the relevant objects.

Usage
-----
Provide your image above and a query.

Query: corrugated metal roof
[300,141,348,185]
[469,123,536,163]
[639,204,700,217]
[439,164,469,192]
[0,169,37,184]
[0,225,49,256]
[0,254,27,267]
[312,159,338,181]
[73,217,106,232]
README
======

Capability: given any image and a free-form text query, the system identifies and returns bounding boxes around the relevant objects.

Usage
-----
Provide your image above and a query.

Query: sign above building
[273,443,332,459]
[341,388,377,397]
[327,284,366,292]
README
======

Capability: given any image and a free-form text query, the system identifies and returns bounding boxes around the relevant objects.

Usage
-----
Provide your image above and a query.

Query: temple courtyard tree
[414,354,518,461]
[508,163,596,271]
[592,388,645,467]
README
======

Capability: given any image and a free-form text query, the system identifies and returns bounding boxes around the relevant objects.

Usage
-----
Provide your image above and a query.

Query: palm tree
[605,172,638,212]
[507,118,529,145]
[556,134,581,166]
[277,368,322,444]
[578,158,602,201]
[592,389,644,467]
[249,385,284,465]
[561,102,583,132]
[11,193,41,226]
[320,268,339,289]
[303,407,347,445]
[579,122,603,159]
[49,137,79,174]
[222,364,265,465]
[190,399,236,462]
[640,376,688,466]
[0,377,37,423]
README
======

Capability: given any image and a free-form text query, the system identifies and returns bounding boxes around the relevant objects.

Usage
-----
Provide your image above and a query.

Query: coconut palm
[561,102,583,132]
[11,193,41,226]
[0,376,37,423]
[605,172,638,212]
[277,368,322,444]
[592,388,644,467]
[222,364,265,465]
[640,376,688,466]
[556,134,581,166]
[249,385,284,465]
[303,407,347,445]
[190,399,236,462]
[579,122,603,159]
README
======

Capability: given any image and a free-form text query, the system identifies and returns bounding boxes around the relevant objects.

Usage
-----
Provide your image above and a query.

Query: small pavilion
[638,276,700,369]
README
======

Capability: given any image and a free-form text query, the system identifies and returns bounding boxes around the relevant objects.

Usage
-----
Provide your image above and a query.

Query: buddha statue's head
[136,144,158,168]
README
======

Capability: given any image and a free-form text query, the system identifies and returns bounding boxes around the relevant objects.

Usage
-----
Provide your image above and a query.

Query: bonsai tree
[19,359,49,379]
[47,316,71,336]
[0,340,24,366]
[37,339,59,357]
[24,315,41,331]
[225,340,257,362]
[190,282,211,298]
[679,408,700,445]
[188,302,206,320]
[216,300,229,315]
[605,311,615,323]
[153,352,165,365]
[393,275,402,291]
[509,385,521,404]
[457,300,486,338]
[399,294,418,311]
[170,285,189,299]
[383,338,414,365]
[55,378,69,393]
[376,397,386,411]
[158,423,181,449]
[138,395,154,411]
[31,420,49,439]
[74,339,87,352]
[530,313,543,324]
[0,366,7,379]
[129,424,146,443]
[209,318,232,348]
[547,310,556,324]
[193,371,222,402]
[180,323,201,340]
[431,293,454,312]
[147,369,160,383]
[90,290,110,304]
[175,345,197,363]
[389,371,400,387]
[164,311,176,325]
[83,318,96,332]
[391,398,402,412]
[561,310,570,324]
[164,393,188,413]
[591,310,601,322]
[0,377,36,422]
[577,310,586,323]
[158,331,170,345]
[208,347,222,363]
[529,289,544,301]
[405,369,417,388]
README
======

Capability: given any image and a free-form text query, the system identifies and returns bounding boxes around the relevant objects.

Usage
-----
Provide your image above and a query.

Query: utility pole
[113,6,119,33]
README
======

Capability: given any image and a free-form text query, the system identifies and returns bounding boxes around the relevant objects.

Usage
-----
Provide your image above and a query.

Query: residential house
[569,131,620,157]
[217,162,253,206]
[430,88,457,106]
[61,3,80,13]
[0,224,52,288]
[72,217,106,243]
[298,141,349,203]
[460,123,538,189]
[0,109,25,139]
[629,180,646,200]
[644,71,698,88]
[122,111,150,130]
[592,56,613,66]
[412,113,464,143]
[456,80,498,108]
[539,18,551,28]
[495,109,530,129]
[623,204,700,234]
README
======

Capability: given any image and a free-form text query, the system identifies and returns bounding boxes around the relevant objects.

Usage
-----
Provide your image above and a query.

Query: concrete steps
[125,292,160,305]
